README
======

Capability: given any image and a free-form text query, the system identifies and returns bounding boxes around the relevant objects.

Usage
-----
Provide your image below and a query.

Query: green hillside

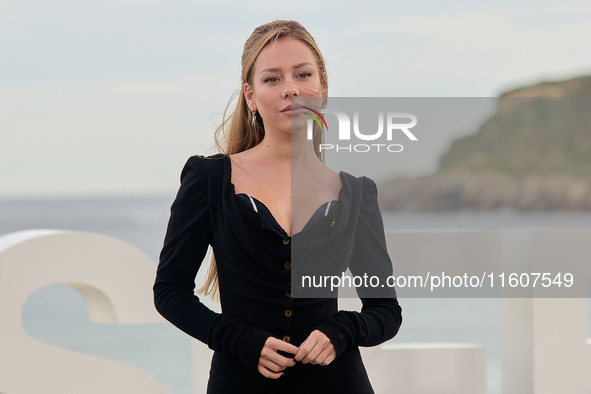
[378,74,591,211]
[438,75,591,179]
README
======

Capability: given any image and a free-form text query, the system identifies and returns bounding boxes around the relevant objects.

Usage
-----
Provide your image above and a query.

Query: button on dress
[154,154,402,393]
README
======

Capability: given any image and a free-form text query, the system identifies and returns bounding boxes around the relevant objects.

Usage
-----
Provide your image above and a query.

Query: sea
[1,195,590,394]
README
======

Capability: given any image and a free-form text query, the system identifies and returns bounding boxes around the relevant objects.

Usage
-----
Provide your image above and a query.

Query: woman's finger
[257,364,284,379]
[294,336,319,363]
[294,330,335,364]
[259,357,285,373]
[271,338,299,355]
[258,336,298,378]
[312,346,336,366]
[262,349,296,369]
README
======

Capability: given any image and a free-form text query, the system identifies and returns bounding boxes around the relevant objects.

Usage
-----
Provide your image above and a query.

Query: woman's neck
[252,130,321,174]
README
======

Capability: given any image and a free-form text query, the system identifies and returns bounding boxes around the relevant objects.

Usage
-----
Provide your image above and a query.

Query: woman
[154,20,402,393]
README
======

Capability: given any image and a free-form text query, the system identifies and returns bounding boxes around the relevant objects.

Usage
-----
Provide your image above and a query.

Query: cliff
[378,75,591,211]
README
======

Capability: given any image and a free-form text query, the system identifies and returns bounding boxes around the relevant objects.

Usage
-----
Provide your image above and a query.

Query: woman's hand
[294,329,336,366]
[258,336,299,379]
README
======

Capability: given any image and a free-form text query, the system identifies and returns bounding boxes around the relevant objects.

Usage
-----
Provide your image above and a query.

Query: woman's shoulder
[185,152,227,165]
[182,153,228,174]
[339,171,378,197]
[177,153,229,191]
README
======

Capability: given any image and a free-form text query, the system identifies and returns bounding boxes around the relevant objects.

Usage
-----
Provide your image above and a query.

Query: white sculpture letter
[0,230,168,394]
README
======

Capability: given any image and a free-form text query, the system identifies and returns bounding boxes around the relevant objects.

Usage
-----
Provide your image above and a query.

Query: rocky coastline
[378,74,591,212]
[378,174,591,212]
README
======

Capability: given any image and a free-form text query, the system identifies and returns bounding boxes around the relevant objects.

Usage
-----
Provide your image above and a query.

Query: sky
[2,0,591,197]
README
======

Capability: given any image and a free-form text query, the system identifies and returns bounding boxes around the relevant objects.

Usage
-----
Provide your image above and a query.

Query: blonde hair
[198,20,329,300]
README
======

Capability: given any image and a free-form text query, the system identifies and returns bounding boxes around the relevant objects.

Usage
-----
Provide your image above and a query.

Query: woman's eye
[264,76,280,83]
[298,71,312,79]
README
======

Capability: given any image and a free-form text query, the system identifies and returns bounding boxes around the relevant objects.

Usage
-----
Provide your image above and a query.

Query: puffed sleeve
[153,156,271,372]
[312,177,402,358]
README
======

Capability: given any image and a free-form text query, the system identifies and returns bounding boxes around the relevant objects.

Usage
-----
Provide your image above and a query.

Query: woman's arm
[311,176,402,358]
[153,156,273,372]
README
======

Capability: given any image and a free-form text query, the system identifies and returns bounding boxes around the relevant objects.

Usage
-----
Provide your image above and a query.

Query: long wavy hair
[198,20,329,300]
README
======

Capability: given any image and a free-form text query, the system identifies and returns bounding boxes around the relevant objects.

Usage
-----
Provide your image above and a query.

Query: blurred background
[2,1,591,393]
[2,0,591,197]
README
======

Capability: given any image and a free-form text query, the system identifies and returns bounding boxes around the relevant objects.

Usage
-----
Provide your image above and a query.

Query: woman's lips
[280,105,305,116]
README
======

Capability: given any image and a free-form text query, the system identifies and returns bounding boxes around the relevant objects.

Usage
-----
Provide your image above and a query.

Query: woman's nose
[283,81,299,98]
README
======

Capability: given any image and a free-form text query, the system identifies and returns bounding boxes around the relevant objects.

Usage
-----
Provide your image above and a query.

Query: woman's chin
[289,114,309,132]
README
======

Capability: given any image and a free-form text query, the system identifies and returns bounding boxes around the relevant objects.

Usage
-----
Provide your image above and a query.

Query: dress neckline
[223,154,346,237]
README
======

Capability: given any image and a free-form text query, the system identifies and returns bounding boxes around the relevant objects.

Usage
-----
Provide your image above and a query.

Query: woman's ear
[244,83,256,111]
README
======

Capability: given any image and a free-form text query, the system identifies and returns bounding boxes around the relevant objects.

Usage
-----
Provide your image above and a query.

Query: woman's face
[244,36,324,137]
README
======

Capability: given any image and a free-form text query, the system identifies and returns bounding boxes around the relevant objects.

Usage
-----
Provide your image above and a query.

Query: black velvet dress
[154,154,402,393]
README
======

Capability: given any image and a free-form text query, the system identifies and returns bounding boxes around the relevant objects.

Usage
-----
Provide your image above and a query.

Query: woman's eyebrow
[259,62,313,75]
[293,62,313,69]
